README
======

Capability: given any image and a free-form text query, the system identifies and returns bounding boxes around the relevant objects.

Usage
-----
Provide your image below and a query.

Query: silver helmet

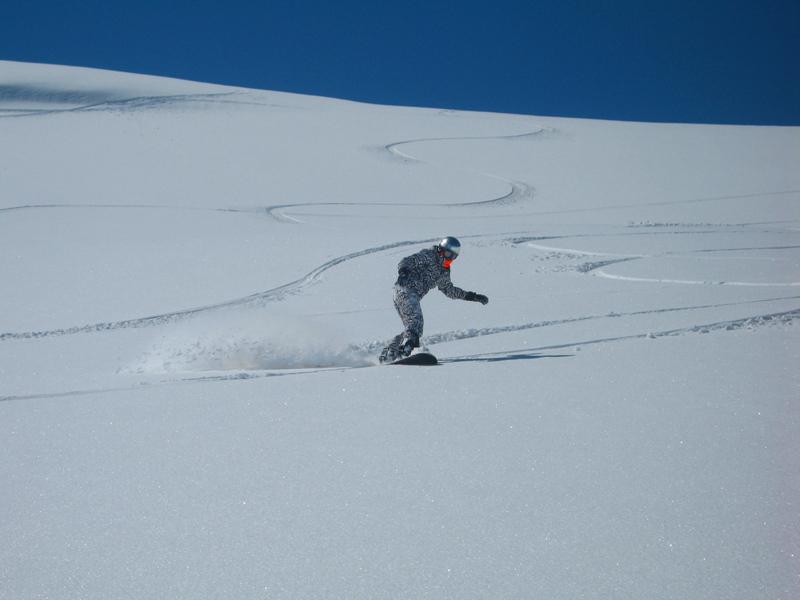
[437,236,461,260]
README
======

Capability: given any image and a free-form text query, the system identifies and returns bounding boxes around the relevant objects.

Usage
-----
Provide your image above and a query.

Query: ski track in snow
[453,189,800,222]
[418,295,800,347]
[0,91,295,118]
[0,92,234,118]
[0,120,545,340]
[263,188,534,224]
[2,89,798,400]
[593,270,800,287]
[2,306,797,403]
[1,104,544,340]
[443,308,800,363]
[5,221,795,342]
[0,237,439,341]
[264,129,542,223]
[522,234,800,287]
[382,131,540,204]
[0,203,246,215]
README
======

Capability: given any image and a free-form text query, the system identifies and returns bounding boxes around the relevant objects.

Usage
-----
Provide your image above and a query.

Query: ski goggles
[440,248,459,260]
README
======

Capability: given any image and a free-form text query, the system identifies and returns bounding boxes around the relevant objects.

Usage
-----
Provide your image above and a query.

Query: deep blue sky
[2,0,798,124]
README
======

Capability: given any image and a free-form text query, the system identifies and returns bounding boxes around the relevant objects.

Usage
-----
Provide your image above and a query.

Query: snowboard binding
[379,335,434,365]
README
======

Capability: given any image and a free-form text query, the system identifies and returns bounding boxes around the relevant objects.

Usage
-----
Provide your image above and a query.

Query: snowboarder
[379,236,489,363]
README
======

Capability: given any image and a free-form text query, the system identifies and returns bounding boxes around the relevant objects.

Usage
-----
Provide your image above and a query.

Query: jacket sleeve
[396,255,415,286]
[397,255,414,273]
[437,271,468,299]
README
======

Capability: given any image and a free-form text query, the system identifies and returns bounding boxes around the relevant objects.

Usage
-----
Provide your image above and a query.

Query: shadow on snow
[442,352,573,364]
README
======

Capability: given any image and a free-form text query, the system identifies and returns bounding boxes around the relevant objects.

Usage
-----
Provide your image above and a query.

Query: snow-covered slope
[1,61,798,599]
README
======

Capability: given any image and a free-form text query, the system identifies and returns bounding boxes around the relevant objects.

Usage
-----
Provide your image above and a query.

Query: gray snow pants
[390,284,423,349]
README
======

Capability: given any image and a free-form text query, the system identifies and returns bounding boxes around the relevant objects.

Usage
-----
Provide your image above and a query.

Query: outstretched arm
[438,278,468,300]
[438,276,488,304]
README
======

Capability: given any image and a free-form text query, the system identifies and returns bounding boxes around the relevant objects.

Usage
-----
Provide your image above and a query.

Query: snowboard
[388,352,438,366]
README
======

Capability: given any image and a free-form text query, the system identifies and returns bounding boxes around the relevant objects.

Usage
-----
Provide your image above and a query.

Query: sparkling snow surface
[1,61,799,599]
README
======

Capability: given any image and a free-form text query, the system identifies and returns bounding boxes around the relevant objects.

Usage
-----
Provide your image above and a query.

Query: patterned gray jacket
[395,246,467,300]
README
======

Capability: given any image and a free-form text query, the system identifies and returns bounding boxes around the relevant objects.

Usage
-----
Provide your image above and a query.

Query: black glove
[464,291,489,305]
